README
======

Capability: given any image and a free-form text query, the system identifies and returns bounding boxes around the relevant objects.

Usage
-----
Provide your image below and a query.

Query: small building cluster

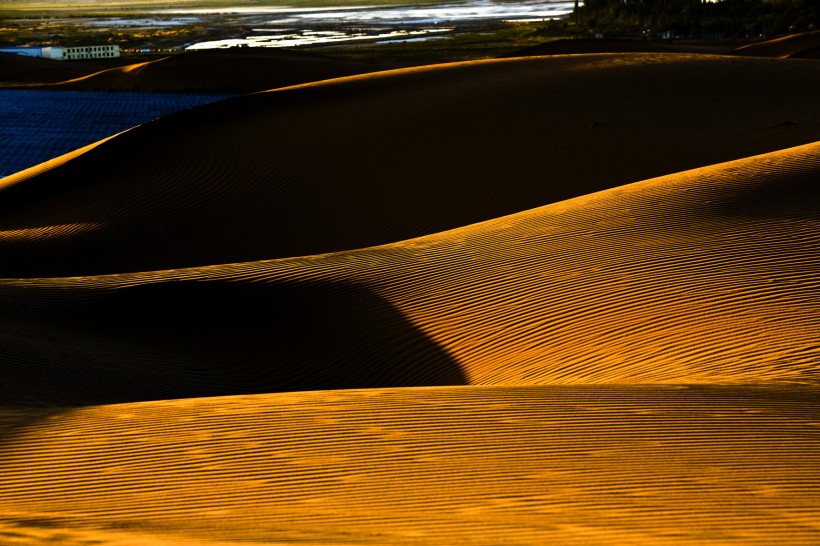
[0,45,120,61]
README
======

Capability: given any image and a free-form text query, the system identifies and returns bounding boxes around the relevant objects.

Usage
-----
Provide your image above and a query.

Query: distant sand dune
[2,54,820,277]
[505,38,734,57]
[41,48,389,93]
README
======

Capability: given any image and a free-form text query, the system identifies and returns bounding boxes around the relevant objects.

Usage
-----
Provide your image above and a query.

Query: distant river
[160,0,574,22]
[158,0,575,49]
[0,90,233,178]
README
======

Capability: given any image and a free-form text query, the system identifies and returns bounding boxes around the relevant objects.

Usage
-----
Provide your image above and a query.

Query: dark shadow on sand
[0,278,466,407]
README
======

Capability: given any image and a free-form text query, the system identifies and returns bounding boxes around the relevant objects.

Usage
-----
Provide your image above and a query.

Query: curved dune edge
[0,131,125,191]
[6,49,389,93]
[2,53,820,278]
[1,385,818,545]
[0,140,817,405]
[729,30,820,58]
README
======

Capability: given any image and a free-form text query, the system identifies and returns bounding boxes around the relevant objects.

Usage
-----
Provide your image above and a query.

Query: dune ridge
[0,139,817,405]
[505,38,734,57]
[2,53,820,278]
[31,48,390,93]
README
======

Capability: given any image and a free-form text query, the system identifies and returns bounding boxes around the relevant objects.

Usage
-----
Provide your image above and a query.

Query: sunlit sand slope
[2,53,820,277]
[47,48,388,93]
[1,140,817,405]
[1,385,818,545]
[729,30,820,59]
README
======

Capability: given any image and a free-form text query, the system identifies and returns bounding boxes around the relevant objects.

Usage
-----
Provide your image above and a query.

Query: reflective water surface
[0,90,232,178]
[161,0,573,49]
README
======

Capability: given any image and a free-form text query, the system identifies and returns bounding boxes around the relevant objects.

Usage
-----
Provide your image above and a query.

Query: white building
[0,45,120,61]
[55,45,120,60]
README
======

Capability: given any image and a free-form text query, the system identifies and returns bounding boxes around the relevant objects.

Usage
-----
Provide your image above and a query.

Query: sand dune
[0,52,100,83]
[1,385,818,544]
[506,38,734,57]
[0,139,817,404]
[1,50,818,543]
[40,48,389,93]
[729,30,820,59]
[2,53,820,278]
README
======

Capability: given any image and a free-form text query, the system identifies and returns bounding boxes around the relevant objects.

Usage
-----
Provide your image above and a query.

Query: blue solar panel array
[0,90,234,178]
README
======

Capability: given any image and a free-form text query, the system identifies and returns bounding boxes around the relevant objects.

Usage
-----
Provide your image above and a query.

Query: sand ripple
[0,52,818,544]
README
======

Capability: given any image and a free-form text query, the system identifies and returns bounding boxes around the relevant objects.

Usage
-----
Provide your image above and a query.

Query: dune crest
[15,48,389,93]
[0,140,817,406]
[2,53,820,278]
[505,37,734,57]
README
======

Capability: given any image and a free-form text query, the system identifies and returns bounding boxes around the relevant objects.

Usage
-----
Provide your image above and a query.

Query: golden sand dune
[729,30,820,59]
[0,51,100,83]
[42,48,388,93]
[0,139,817,405]
[2,53,820,278]
[1,51,819,543]
[1,385,818,544]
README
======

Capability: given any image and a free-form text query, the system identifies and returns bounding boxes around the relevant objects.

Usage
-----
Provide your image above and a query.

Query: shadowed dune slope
[43,48,389,93]
[2,53,820,277]
[0,52,100,83]
[729,30,820,59]
[0,278,466,406]
[0,140,817,405]
[1,385,818,545]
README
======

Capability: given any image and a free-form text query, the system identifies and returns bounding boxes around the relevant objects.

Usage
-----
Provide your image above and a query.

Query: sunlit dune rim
[0,132,124,190]
[0,223,101,242]
[6,137,817,279]
[729,29,820,58]
[0,140,816,406]
[36,49,389,93]
[2,384,819,544]
[0,61,151,89]
[254,52,728,94]
[56,59,156,84]
[255,55,517,93]
[2,53,820,278]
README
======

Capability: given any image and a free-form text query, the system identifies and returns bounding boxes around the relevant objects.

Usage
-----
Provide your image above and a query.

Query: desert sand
[35,48,389,93]
[3,54,820,278]
[0,47,818,544]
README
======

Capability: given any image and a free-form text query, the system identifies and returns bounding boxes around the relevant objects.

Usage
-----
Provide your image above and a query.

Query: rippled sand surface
[1,50,819,544]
